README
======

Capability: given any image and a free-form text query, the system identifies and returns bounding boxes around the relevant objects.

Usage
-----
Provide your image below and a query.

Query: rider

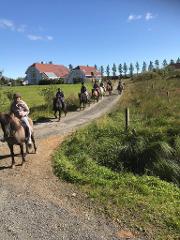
[55,88,65,109]
[117,79,123,91]
[10,93,32,145]
[80,82,88,97]
[93,80,100,95]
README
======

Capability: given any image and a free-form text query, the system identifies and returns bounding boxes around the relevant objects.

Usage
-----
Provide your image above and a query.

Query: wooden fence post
[125,108,129,131]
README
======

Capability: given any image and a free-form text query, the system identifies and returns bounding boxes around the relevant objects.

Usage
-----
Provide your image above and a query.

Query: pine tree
[155,60,159,69]
[142,61,147,72]
[118,64,123,77]
[129,63,134,77]
[100,66,104,76]
[135,62,140,75]
[162,59,168,68]
[112,63,117,77]
[148,61,154,71]
[123,63,128,77]
[176,57,180,63]
[106,65,110,77]
[170,59,175,64]
[68,64,73,70]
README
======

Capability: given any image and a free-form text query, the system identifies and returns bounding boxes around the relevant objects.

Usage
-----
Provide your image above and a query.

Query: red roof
[76,66,101,77]
[29,63,69,78]
[169,63,180,69]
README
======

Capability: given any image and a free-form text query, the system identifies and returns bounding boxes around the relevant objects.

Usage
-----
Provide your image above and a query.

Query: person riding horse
[92,81,100,96]
[53,88,67,120]
[117,80,124,94]
[55,88,65,109]
[81,82,88,97]
[9,93,32,146]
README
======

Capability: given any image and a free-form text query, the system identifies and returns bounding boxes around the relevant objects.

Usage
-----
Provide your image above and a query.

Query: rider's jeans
[21,116,32,142]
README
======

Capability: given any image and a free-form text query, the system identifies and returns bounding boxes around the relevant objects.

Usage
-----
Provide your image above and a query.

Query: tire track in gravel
[0,92,143,240]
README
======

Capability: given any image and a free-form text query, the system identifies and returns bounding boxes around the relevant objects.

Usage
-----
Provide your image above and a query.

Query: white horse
[99,86,105,99]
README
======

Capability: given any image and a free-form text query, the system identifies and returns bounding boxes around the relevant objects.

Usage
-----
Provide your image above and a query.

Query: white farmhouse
[25,62,69,84]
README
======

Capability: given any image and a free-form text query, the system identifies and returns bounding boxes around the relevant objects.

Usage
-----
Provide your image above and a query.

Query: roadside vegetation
[54,70,180,239]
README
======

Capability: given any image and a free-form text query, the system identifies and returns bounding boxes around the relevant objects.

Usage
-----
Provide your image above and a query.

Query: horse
[99,86,105,99]
[106,84,113,95]
[91,89,99,102]
[0,112,37,168]
[53,97,67,121]
[117,84,124,95]
[78,92,90,109]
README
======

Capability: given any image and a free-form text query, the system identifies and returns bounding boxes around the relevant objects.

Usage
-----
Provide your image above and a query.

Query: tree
[112,63,117,77]
[106,65,110,77]
[176,57,180,63]
[155,59,159,69]
[100,66,104,76]
[123,62,128,77]
[142,61,147,72]
[129,63,134,77]
[170,59,175,64]
[94,64,97,70]
[135,62,140,75]
[118,64,123,78]
[148,61,154,71]
[68,64,73,70]
[162,59,168,68]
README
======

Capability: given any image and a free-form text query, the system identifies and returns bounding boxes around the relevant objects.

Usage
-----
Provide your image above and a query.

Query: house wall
[65,69,101,83]
[64,69,86,83]
[25,66,42,84]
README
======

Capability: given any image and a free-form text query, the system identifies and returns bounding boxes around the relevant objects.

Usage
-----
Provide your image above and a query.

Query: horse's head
[0,113,12,138]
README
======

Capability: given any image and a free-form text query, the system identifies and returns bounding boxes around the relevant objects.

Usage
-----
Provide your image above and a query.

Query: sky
[0,0,180,78]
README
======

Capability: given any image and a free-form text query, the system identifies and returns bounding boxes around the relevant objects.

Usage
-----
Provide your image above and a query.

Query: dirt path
[0,93,141,240]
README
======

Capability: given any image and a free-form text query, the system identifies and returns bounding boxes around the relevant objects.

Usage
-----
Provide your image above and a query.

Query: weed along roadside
[54,72,180,240]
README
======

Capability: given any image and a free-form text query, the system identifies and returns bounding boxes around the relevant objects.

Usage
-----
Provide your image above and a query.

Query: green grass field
[0,83,92,120]
[54,72,180,239]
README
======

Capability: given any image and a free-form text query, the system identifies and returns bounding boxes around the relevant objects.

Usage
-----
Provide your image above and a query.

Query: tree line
[68,57,180,78]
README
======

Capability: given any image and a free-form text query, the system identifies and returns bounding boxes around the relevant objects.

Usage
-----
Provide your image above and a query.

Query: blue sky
[0,0,180,78]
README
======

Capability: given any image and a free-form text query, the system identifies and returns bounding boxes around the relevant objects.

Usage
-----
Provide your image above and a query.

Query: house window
[31,72,36,78]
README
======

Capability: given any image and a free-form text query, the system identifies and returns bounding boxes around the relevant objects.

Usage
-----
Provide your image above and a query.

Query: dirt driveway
[0,93,141,240]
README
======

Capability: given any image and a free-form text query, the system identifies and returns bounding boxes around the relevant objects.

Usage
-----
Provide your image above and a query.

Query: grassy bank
[54,73,180,239]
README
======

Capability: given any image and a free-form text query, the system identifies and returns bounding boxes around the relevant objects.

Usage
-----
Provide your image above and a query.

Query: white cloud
[0,18,53,41]
[27,34,53,41]
[145,12,156,21]
[17,24,27,33]
[46,35,53,41]
[128,14,142,21]
[27,34,43,41]
[0,19,15,30]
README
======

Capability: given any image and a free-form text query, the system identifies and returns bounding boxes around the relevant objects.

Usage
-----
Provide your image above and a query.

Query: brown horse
[106,84,113,95]
[91,89,99,102]
[0,113,37,168]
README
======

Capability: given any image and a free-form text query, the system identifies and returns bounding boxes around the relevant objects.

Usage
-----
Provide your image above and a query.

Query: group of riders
[0,79,124,146]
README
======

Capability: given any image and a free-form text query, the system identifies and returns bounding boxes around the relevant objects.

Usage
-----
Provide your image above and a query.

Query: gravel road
[0,92,144,240]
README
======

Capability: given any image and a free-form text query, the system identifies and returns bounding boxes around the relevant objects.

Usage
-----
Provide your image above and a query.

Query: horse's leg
[8,144,15,168]
[58,110,61,121]
[31,133,37,153]
[26,142,29,154]
[20,144,25,165]
[54,110,57,118]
